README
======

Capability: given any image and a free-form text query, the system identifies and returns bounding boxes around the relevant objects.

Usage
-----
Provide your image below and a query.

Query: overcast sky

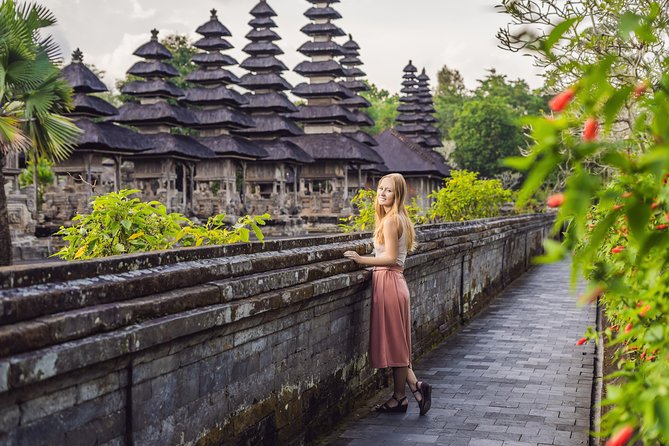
[42,0,544,94]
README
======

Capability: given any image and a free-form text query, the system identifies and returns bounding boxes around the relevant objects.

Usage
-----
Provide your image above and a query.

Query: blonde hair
[373,173,417,252]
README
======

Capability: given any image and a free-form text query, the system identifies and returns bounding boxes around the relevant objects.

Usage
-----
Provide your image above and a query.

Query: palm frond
[0,115,31,155]
[29,112,80,162]
[38,35,62,63]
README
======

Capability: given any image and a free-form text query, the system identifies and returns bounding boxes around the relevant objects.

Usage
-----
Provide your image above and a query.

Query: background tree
[434,65,467,139]
[361,82,399,135]
[449,97,526,178]
[0,0,80,266]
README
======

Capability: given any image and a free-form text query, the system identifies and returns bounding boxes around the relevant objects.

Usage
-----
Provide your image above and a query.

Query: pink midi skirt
[369,265,412,369]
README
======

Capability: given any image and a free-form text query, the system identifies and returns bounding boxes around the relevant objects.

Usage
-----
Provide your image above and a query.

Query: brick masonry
[0,214,553,445]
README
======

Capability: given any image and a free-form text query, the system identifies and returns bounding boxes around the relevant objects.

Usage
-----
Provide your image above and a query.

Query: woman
[344,173,432,415]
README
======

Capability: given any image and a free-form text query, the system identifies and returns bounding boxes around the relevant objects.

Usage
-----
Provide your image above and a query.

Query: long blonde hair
[373,173,416,252]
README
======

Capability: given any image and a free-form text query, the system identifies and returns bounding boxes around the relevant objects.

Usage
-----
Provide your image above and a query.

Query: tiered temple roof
[111,29,214,160]
[373,129,450,177]
[415,69,442,148]
[183,9,266,160]
[290,0,381,165]
[339,33,376,147]
[234,0,310,163]
[60,49,149,154]
[395,60,426,144]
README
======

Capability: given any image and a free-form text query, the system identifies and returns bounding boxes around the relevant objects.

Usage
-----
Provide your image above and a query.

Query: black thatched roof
[423,115,438,124]
[191,52,237,67]
[198,135,268,159]
[373,129,449,176]
[349,130,378,147]
[403,60,418,73]
[292,105,359,125]
[300,22,345,38]
[240,55,288,72]
[400,87,419,96]
[185,68,240,86]
[343,67,366,78]
[250,0,277,18]
[256,139,314,163]
[70,93,118,117]
[121,80,184,99]
[233,114,303,138]
[340,55,362,66]
[287,134,383,164]
[133,30,172,60]
[191,108,255,130]
[340,80,369,92]
[341,95,371,108]
[194,36,234,52]
[352,111,374,127]
[396,123,426,134]
[294,60,346,78]
[136,133,216,160]
[61,50,108,94]
[182,86,248,107]
[292,82,354,100]
[396,114,422,123]
[297,41,346,57]
[196,9,232,37]
[306,0,340,3]
[127,61,179,78]
[397,103,422,113]
[249,16,277,29]
[74,118,150,154]
[241,92,298,113]
[243,41,283,56]
[246,28,281,42]
[424,137,442,148]
[343,35,360,52]
[239,73,292,91]
[112,102,197,127]
[304,7,342,20]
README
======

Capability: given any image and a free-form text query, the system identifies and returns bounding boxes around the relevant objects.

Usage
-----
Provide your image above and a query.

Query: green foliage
[505,3,669,443]
[54,190,270,260]
[18,157,54,205]
[339,189,377,233]
[428,170,513,221]
[361,82,399,136]
[450,98,527,178]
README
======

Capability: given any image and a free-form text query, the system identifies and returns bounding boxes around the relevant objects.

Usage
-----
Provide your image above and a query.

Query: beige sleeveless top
[374,230,408,267]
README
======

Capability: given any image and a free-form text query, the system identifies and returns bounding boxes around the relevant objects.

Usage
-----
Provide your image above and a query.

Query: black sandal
[375,395,408,413]
[417,381,432,416]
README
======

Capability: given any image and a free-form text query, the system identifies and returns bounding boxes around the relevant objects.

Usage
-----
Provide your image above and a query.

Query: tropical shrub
[428,170,513,222]
[505,4,669,444]
[339,190,428,232]
[54,189,269,260]
[19,157,54,206]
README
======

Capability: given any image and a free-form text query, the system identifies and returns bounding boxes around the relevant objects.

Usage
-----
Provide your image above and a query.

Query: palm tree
[0,0,81,266]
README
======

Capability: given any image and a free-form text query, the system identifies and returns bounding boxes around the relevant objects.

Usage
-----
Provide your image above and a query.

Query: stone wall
[0,214,553,445]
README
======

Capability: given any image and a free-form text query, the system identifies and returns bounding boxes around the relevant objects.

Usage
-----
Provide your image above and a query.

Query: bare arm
[343,217,400,266]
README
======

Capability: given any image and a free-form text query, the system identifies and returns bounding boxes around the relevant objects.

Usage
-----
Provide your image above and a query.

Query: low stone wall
[0,214,553,445]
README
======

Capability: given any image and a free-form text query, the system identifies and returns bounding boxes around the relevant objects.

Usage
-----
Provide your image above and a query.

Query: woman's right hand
[343,250,362,263]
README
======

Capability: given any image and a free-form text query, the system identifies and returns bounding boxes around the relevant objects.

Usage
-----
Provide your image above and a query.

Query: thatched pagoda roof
[61,49,108,94]
[403,60,418,73]
[233,115,303,138]
[343,35,360,52]
[250,0,277,18]
[241,92,298,113]
[304,7,342,20]
[191,108,255,130]
[340,55,362,66]
[249,17,277,29]
[373,129,449,176]
[292,105,359,125]
[294,60,346,78]
[256,139,314,163]
[112,102,197,127]
[196,9,232,37]
[300,23,345,38]
[292,82,354,100]
[287,134,383,164]
[127,61,179,79]
[396,123,426,134]
[194,36,234,52]
[243,41,283,56]
[137,134,216,160]
[240,55,288,72]
[185,68,240,86]
[182,86,248,107]
[73,118,150,154]
[71,94,118,117]
[340,96,371,108]
[397,103,422,113]
[349,130,378,147]
[198,135,268,159]
[133,30,172,60]
[340,80,369,92]
[191,52,237,67]
[297,41,346,57]
[396,114,422,123]
[121,80,184,99]
[239,73,292,91]
[246,28,281,42]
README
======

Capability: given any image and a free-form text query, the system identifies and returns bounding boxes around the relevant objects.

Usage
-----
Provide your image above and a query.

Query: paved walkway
[326,260,596,446]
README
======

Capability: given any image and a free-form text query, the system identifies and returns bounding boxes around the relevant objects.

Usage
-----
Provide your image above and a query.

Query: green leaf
[619,12,643,40]
[532,238,567,264]
[544,18,577,52]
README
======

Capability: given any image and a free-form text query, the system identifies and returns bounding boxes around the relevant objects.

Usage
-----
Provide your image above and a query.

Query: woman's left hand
[343,250,362,263]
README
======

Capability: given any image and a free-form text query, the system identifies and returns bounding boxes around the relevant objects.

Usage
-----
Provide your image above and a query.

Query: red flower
[605,426,634,446]
[634,81,648,98]
[625,323,633,333]
[621,192,633,198]
[639,304,651,317]
[665,212,669,222]
[611,246,625,254]
[546,193,565,208]
[583,118,599,141]
[612,204,624,211]
[651,202,659,209]
[549,88,575,112]
[656,224,668,230]
[576,337,588,346]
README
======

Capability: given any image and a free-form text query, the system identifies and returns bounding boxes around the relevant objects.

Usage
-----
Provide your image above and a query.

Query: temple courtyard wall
[0,213,553,445]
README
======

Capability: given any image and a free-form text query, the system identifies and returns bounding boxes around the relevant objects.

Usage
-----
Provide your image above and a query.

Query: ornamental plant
[504,4,669,444]
[428,170,513,222]
[339,190,427,232]
[54,189,269,260]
